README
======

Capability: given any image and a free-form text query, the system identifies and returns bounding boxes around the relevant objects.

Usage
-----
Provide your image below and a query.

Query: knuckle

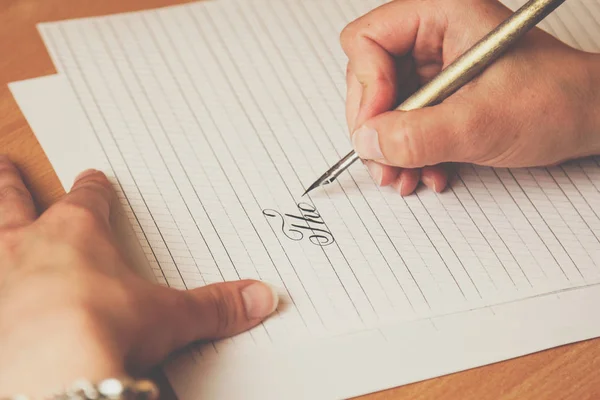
[75,170,110,185]
[0,185,30,203]
[52,202,102,231]
[206,286,239,334]
[80,179,114,199]
[0,230,20,262]
[0,157,17,174]
[340,20,361,50]
[402,130,424,167]
[371,69,393,89]
[387,115,422,167]
[74,173,115,199]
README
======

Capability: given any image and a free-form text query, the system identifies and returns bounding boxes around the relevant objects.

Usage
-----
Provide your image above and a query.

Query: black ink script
[262,202,335,246]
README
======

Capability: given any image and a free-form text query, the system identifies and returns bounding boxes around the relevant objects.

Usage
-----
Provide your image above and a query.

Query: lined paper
[9,0,600,398]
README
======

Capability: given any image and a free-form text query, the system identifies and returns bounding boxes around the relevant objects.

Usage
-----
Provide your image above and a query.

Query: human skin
[342,0,600,196]
[0,157,278,397]
[3,0,600,396]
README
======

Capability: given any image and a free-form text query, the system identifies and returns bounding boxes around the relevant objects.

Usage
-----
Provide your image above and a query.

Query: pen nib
[302,172,334,197]
[302,150,360,197]
[302,181,320,197]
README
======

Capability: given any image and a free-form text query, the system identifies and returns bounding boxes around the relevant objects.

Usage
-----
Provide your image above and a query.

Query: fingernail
[392,177,406,196]
[241,282,279,319]
[74,169,99,183]
[422,176,438,192]
[352,126,383,160]
[366,161,382,185]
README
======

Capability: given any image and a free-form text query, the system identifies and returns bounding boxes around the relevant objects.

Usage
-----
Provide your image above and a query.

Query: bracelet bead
[2,378,159,400]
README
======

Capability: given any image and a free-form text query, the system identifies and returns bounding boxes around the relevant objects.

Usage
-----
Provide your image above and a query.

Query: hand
[0,157,278,397]
[341,0,600,196]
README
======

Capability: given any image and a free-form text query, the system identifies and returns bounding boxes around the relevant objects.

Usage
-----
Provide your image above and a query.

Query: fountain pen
[302,0,566,197]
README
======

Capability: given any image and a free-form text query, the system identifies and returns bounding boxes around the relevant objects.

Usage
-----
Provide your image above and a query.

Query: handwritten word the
[263,202,334,246]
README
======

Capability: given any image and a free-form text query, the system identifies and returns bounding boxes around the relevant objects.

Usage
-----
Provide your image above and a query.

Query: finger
[340,23,397,129]
[133,280,279,366]
[0,156,37,229]
[340,1,426,128]
[421,164,450,193]
[395,56,420,104]
[345,50,396,132]
[365,161,399,187]
[392,168,421,196]
[346,63,363,133]
[44,169,116,232]
[341,1,426,57]
[346,57,416,146]
[353,56,417,138]
[351,102,475,168]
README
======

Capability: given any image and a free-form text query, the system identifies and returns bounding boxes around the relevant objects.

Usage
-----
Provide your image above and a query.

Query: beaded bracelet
[2,378,159,400]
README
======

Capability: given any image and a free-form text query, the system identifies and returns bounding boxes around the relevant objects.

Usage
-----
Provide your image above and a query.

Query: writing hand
[342,0,600,195]
[0,157,278,397]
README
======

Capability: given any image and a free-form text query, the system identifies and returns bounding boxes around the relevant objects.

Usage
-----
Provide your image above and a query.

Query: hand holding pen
[305,0,600,197]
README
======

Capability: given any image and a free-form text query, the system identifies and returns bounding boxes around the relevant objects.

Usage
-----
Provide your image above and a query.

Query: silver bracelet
[3,378,159,400]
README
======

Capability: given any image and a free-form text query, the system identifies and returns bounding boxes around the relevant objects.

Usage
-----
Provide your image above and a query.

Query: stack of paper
[8,0,600,398]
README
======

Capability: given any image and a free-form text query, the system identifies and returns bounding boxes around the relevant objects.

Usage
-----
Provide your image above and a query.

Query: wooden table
[1,0,599,399]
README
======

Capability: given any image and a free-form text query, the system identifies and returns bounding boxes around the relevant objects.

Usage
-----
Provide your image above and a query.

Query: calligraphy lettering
[263,202,335,246]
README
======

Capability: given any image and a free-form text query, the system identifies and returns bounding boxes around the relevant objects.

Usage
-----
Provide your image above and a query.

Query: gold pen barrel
[399,0,566,111]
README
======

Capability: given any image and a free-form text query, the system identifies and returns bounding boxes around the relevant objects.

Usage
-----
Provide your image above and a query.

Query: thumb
[351,103,472,168]
[131,280,279,367]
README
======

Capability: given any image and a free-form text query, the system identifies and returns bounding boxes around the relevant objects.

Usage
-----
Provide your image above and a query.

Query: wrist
[0,307,126,397]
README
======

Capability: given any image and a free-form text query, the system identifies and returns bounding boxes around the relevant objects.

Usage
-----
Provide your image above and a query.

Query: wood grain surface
[1,1,599,399]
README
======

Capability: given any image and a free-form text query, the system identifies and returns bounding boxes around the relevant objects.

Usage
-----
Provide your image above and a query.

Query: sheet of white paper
[9,0,600,398]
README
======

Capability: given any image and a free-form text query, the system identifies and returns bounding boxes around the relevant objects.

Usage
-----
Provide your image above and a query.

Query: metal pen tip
[302,151,360,197]
[302,181,320,197]
[302,171,335,197]
[302,178,325,197]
